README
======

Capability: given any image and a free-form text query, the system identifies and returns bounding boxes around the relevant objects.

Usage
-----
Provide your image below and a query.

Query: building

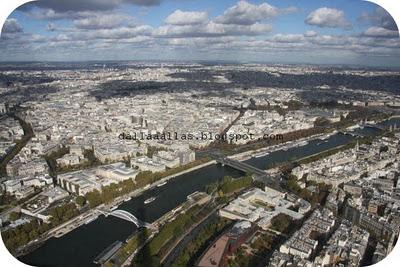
[56,154,81,167]
[153,150,180,168]
[344,182,363,197]
[94,143,147,163]
[3,179,22,194]
[131,156,166,173]
[0,103,6,114]
[14,185,35,200]
[95,162,139,182]
[278,209,335,260]
[41,187,69,203]
[219,187,305,230]
[20,187,69,223]
[7,157,49,177]
[177,149,195,165]
[58,170,102,196]
[58,163,137,196]
[196,221,256,267]
[359,212,394,239]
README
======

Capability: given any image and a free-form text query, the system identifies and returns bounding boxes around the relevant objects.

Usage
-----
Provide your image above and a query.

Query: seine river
[19,118,399,267]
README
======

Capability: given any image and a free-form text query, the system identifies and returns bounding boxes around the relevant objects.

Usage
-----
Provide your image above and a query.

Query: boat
[255,151,269,158]
[316,140,328,146]
[144,197,156,204]
[85,216,98,225]
[297,140,309,146]
[171,206,183,215]
[346,124,361,131]
[110,206,118,211]
[157,181,167,187]
[320,134,331,140]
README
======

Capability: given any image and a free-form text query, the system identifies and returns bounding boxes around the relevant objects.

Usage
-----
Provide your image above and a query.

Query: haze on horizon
[0,0,399,67]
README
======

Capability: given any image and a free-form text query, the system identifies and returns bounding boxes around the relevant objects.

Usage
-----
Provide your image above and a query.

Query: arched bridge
[97,208,155,229]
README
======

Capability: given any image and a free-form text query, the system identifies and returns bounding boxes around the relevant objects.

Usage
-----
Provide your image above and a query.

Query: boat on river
[157,181,167,187]
[144,197,156,204]
[254,151,269,158]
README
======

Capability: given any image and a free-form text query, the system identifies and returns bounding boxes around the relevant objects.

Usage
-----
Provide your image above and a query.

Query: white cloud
[304,30,318,37]
[47,23,57,31]
[273,34,304,43]
[165,10,208,25]
[305,7,351,30]
[215,1,295,25]
[73,14,129,29]
[29,9,102,20]
[23,0,161,13]
[154,22,272,38]
[358,7,398,31]
[363,26,399,38]
[2,18,23,34]
[50,25,153,42]
[2,0,399,63]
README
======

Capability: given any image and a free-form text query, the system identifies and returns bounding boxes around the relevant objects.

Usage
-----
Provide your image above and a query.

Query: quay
[93,241,123,265]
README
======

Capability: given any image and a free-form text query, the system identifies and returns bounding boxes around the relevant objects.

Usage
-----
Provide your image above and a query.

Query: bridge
[214,155,280,189]
[364,123,386,131]
[97,208,156,229]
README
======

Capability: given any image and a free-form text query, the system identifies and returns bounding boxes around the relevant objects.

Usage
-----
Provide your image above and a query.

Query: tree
[9,211,21,221]
[86,189,103,208]
[218,190,224,197]
[173,226,183,237]
[76,196,86,207]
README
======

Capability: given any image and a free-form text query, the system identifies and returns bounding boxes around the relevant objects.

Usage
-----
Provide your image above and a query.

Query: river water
[19,118,399,267]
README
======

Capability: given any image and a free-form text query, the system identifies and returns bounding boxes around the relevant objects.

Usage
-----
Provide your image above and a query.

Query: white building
[95,162,139,182]
[153,150,180,168]
[219,187,305,230]
[58,171,103,196]
[131,156,166,173]
[41,187,69,203]
[58,163,138,196]
[3,179,22,194]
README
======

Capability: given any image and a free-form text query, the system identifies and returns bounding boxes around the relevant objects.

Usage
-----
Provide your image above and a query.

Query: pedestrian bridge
[97,208,155,229]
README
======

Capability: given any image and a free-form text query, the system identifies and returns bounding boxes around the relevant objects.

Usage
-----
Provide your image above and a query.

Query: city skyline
[0,0,399,67]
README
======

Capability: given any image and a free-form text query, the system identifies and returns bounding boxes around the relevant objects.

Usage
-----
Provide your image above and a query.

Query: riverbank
[18,117,400,267]
[13,130,351,257]
[230,132,330,162]
[14,160,216,257]
[0,113,34,176]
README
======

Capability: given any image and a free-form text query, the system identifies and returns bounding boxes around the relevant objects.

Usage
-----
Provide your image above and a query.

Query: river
[19,118,400,267]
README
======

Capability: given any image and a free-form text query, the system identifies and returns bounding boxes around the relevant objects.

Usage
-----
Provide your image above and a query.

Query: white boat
[157,181,167,187]
[255,151,269,158]
[144,197,156,204]
[171,206,183,215]
[110,206,118,211]
[297,140,309,146]
[346,124,361,131]
[85,216,98,225]
[316,140,328,146]
[320,134,331,140]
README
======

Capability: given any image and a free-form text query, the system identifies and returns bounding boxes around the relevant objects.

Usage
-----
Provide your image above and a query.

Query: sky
[0,0,399,67]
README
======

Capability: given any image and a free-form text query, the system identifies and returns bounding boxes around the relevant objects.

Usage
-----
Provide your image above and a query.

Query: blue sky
[0,0,399,66]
